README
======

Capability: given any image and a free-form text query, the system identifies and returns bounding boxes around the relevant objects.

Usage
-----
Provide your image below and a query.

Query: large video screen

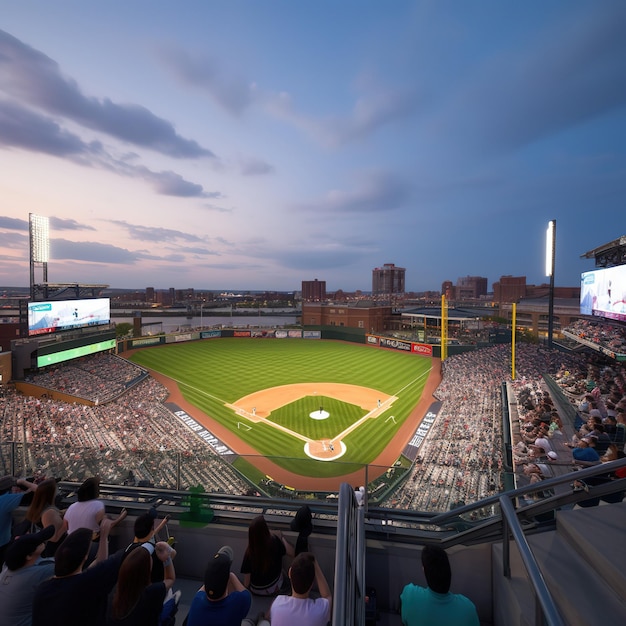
[28,298,111,336]
[36,338,116,368]
[580,266,626,322]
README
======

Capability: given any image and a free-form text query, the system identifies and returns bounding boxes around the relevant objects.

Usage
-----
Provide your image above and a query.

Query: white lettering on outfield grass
[173,409,234,456]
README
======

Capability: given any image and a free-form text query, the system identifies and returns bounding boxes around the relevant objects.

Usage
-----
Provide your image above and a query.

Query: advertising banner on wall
[303,330,321,339]
[367,334,433,356]
[411,343,433,356]
[379,337,411,351]
[131,336,164,348]
[251,330,276,338]
[166,333,197,343]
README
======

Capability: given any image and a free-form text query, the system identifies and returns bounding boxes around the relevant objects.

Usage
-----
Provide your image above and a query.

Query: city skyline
[1,2,625,292]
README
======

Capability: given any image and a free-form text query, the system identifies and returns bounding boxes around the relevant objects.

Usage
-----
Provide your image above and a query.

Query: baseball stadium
[1,234,625,625]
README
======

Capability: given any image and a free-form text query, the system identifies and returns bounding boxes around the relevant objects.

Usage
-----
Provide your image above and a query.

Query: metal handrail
[500,495,566,626]
[332,483,366,626]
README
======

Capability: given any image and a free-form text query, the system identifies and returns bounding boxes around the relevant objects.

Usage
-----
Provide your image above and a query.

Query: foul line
[173,379,230,405]
[393,366,432,398]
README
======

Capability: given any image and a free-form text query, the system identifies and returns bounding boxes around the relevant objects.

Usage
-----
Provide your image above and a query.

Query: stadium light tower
[545,219,556,348]
[29,213,50,300]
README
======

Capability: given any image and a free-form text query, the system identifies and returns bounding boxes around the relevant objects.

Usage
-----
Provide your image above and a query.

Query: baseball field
[128,338,433,481]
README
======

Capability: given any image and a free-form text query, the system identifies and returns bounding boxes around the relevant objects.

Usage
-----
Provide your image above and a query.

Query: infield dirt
[148,358,442,492]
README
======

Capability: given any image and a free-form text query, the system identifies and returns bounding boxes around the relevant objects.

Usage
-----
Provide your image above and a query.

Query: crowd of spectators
[562,318,626,356]
[386,343,591,513]
[509,341,626,499]
[23,354,147,404]
[2,342,625,514]
[1,357,249,495]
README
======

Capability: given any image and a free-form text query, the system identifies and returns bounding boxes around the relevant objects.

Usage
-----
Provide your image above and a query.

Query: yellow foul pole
[441,294,447,361]
[511,303,516,380]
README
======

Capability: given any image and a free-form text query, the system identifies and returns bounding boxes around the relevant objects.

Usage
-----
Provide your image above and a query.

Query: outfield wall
[117,326,446,358]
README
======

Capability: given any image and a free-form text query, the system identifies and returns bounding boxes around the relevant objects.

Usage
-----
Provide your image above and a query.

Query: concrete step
[492,503,626,626]
[555,501,626,599]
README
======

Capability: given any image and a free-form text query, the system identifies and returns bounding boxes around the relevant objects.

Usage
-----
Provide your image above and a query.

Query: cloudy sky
[1,1,624,293]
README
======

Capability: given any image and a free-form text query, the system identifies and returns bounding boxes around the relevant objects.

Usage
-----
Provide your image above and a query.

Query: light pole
[200,302,205,330]
[546,220,556,348]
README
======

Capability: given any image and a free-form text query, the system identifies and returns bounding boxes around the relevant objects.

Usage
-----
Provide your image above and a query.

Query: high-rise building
[456,275,488,300]
[372,263,405,296]
[492,276,526,303]
[441,281,454,300]
[302,279,326,302]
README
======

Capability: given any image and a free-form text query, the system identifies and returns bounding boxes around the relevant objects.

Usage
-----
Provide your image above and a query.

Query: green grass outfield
[129,338,431,478]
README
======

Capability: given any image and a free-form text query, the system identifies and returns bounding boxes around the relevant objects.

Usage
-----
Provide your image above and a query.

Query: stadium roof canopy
[580,235,626,268]
[32,282,109,301]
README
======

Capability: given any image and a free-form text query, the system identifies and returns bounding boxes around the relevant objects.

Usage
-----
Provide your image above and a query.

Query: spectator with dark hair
[265,551,332,626]
[64,476,126,565]
[241,515,294,596]
[108,540,177,625]
[290,504,313,555]
[0,525,55,626]
[14,478,66,557]
[63,476,105,534]
[32,518,122,626]
[399,544,479,626]
[186,545,251,626]
[0,475,38,567]
[123,510,171,583]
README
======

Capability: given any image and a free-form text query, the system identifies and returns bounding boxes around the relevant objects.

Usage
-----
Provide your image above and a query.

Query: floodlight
[30,214,50,263]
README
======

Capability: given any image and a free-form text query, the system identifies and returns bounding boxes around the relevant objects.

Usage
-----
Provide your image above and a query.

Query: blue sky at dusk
[0,1,624,292]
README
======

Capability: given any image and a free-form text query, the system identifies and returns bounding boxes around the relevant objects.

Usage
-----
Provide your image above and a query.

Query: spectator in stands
[571,436,601,466]
[64,476,126,563]
[64,476,105,534]
[32,518,121,626]
[290,504,314,556]
[399,544,479,626]
[123,509,172,583]
[0,525,55,626]
[264,551,332,626]
[241,515,294,596]
[529,433,552,458]
[548,413,563,435]
[588,423,611,454]
[0,476,38,567]
[108,540,177,625]
[186,545,251,626]
[13,478,66,557]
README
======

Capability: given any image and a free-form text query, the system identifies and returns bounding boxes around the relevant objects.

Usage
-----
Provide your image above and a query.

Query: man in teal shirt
[400,544,479,626]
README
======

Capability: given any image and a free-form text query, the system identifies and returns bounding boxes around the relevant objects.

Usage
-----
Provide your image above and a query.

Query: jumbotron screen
[580,265,626,322]
[36,338,116,368]
[28,298,111,336]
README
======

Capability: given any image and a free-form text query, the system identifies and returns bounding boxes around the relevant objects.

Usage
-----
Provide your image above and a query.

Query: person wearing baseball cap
[32,518,123,626]
[572,436,601,466]
[186,546,251,626]
[0,525,55,626]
